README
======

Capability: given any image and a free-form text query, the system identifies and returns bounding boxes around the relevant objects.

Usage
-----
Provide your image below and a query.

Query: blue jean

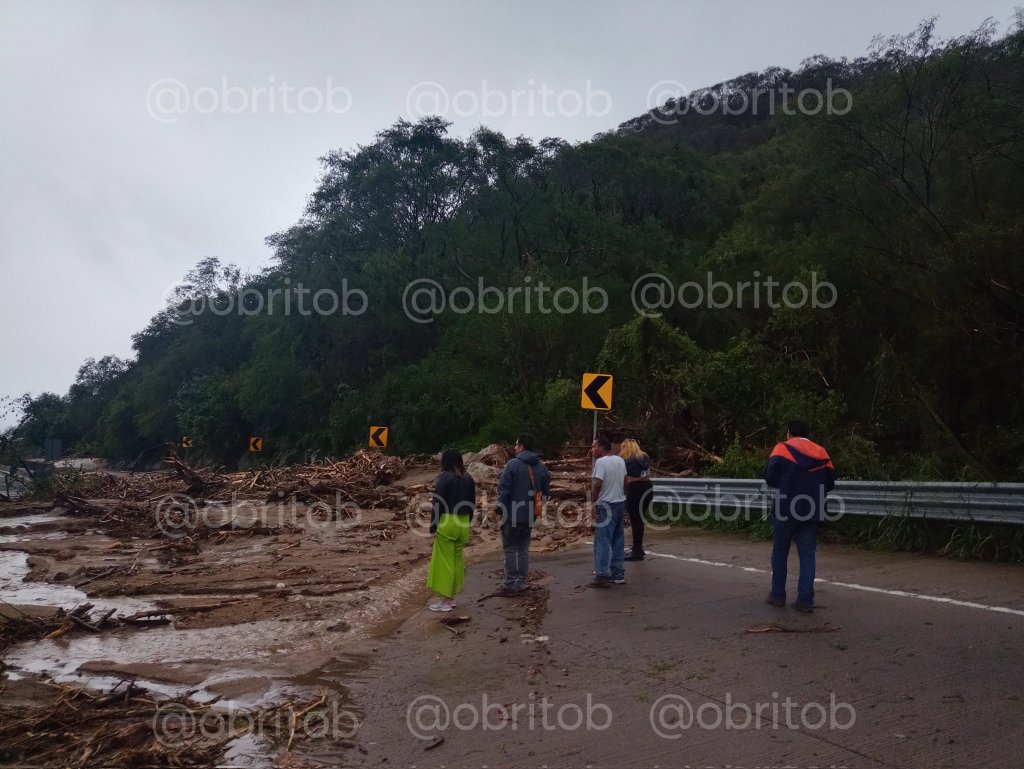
[594,501,625,580]
[770,519,818,606]
[501,522,531,590]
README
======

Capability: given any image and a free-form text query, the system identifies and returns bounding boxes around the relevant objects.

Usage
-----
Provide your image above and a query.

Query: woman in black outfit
[426,449,476,611]
[620,439,653,561]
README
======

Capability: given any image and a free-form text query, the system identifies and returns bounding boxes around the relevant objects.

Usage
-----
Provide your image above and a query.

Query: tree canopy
[6,20,1023,480]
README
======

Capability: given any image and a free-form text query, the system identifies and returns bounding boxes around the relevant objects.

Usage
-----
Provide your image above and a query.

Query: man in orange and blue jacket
[763,420,835,613]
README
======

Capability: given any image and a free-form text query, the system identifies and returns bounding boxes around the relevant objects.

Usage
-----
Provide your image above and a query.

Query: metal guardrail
[650,477,1024,526]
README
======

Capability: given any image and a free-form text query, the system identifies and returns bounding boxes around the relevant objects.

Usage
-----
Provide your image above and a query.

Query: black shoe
[791,601,814,613]
[765,594,785,607]
[624,551,645,561]
[495,586,519,597]
[587,578,612,589]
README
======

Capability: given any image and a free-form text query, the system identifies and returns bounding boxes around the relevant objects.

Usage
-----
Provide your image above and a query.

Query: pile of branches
[55,493,290,542]
[51,471,184,502]
[54,495,165,539]
[51,450,409,507]
[0,602,170,655]
[0,680,340,768]
[217,450,408,508]
[0,680,226,767]
[0,612,61,656]
[158,450,408,507]
[51,451,409,540]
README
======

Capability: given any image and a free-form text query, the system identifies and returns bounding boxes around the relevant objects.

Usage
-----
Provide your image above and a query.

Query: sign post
[580,372,613,503]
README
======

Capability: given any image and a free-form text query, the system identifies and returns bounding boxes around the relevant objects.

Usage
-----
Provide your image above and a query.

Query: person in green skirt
[426,449,476,612]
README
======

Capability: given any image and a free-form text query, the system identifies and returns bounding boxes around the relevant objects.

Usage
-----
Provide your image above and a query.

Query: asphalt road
[349,528,1024,769]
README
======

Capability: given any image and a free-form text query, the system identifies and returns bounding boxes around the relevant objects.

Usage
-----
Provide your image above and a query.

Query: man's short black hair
[594,435,612,451]
[517,433,535,451]
[788,420,810,438]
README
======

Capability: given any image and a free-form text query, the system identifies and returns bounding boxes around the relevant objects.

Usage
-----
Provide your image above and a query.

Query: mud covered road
[2,452,1023,768]
[0,449,594,766]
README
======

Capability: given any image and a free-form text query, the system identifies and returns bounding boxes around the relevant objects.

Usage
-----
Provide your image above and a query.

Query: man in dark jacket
[496,433,551,596]
[763,420,836,613]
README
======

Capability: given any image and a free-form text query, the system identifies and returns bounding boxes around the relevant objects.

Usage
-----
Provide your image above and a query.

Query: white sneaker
[429,598,454,612]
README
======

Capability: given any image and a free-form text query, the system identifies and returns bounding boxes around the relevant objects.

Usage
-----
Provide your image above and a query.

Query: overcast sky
[1,0,1019,422]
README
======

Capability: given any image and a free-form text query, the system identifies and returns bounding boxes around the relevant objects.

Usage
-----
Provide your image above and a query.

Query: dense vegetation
[5,20,1023,479]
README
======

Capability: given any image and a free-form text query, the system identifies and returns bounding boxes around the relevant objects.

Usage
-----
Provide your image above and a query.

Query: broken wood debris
[1,602,173,651]
[744,624,843,634]
[0,678,343,768]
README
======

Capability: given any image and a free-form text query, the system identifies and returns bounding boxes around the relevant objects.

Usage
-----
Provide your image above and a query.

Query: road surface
[349,528,1024,769]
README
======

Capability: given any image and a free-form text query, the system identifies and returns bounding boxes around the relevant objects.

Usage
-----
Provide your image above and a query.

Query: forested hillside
[6,21,1023,479]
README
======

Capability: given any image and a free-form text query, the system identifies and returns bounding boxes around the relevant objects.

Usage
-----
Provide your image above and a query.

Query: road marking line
[644,550,1024,618]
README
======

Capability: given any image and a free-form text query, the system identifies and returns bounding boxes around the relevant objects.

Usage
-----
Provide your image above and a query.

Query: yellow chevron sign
[581,373,613,410]
[369,426,388,449]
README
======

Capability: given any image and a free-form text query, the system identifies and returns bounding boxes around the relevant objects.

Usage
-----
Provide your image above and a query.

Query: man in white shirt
[588,434,628,588]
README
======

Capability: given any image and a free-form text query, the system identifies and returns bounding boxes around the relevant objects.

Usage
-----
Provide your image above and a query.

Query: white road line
[644,549,1024,618]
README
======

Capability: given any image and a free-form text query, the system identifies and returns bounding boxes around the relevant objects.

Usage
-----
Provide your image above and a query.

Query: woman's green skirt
[426,513,471,598]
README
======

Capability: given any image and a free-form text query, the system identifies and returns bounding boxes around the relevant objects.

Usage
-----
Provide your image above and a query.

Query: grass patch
[649,503,774,541]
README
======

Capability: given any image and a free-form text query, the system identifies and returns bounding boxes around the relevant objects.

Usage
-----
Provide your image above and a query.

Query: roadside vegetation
[3,20,1023,485]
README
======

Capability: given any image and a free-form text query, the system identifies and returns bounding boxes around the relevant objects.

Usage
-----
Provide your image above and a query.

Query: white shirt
[593,454,627,504]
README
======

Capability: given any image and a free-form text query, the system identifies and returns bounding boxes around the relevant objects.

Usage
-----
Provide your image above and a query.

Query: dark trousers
[770,519,819,606]
[626,479,653,554]
[500,521,531,589]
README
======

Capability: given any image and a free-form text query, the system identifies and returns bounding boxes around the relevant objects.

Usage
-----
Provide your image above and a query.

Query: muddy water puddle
[0,550,156,611]
[0,511,64,528]
[3,571,378,706]
[0,499,451,765]
[1,545,433,765]
[0,512,68,544]
[3,592,372,766]
[2,544,431,680]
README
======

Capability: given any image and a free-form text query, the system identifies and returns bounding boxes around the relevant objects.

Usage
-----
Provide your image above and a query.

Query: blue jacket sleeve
[763,456,784,488]
[497,461,513,517]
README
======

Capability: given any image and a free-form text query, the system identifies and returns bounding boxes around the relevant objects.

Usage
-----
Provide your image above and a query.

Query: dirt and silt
[0,446,598,767]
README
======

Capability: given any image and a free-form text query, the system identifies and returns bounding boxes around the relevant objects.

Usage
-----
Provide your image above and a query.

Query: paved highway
[351,528,1024,769]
